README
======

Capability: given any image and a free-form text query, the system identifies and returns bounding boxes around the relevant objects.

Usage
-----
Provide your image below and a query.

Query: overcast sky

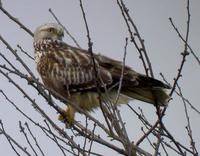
[0,0,199,155]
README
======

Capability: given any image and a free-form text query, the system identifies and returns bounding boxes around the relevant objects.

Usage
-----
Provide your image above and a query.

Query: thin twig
[44,120,67,156]
[136,123,158,146]
[140,127,155,150]
[88,123,96,156]
[19,121,38,156]
[0,52,20,73]
[0,120,32,156]
[49,8,81,48]
[79,0,114,136]
[177,84,198,155]
[17,44,34,60]
[0,34,36,79]
[160,142,169,156]
[116,0,149,76]
[73,123,127,156]
[155,1,193,154]
[83,117,88,153]
[169,0,191,97]
[169,19,200,66]
[0,4,33,36]
[160,72,200,114]
[24,122,45,156]
[115,37,128,104]
[119,0,154,77]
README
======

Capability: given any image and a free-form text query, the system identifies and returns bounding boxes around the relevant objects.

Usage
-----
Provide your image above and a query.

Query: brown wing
[95,54,170,105]
[96,54,139,85]
[35,40,113,95]
[96,54,170,89]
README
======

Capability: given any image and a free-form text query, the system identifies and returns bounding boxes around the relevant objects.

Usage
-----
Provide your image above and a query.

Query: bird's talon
[58,107,75,128]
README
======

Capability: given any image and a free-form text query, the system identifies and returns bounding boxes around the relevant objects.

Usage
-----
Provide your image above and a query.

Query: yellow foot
[58,106,75,128]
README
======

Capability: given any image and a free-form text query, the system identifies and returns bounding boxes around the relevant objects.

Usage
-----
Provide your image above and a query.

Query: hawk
[33,23,170,126]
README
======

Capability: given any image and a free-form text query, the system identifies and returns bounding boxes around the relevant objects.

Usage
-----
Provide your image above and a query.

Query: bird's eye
[48,28,55,32]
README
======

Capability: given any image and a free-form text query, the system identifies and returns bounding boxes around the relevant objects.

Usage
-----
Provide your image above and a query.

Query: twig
[153,133,162,156]
[88,123,96,156]
[24,122,45,156]
[169,0,191,97]
[136,123,158,146]
[119,0,154,77]
[73,123,127,156]
[83,117,88,153]
[0,34,36,79]
[112,37,133,155]
[177,84,198,155]
[38,121,77,155]
[49,8,81,48]
[140,127,155,150]
[169,19,200,66]
[17,44,34,60]
[19,121,38,156]
[115,37,128,104]
[0,4,33,36]
[159,121,185,155]
[160,72,200,115]
[162,140,181,155]
[116,0,151,77]
[160,142,169,156]
[79,0,114,136]
[154,2,193,154]
[0,52,20,73]
[0,120,32,156]
[44,120,67,156]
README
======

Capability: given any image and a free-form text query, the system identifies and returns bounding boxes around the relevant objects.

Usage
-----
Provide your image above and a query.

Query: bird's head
[33,23,64,42]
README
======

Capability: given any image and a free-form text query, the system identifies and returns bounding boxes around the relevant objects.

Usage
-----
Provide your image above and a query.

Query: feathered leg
[58,105,75,128]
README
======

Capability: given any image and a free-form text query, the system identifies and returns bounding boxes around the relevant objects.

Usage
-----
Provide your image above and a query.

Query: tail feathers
[120,75,170,106]
[134,75,171,89]
[122,88,169,106]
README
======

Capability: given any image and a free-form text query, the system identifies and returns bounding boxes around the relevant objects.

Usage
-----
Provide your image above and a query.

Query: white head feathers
[33,23,64,42]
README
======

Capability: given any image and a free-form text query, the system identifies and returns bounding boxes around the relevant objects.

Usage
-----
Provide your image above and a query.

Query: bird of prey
[33,23,170,126]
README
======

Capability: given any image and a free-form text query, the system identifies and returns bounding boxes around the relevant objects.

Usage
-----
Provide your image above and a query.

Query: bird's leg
[58,105,75,128]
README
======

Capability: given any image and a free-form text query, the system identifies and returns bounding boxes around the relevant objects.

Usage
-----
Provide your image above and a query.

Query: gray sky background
[0,0,199,155]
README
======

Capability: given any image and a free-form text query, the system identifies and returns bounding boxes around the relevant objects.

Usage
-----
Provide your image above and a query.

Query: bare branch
[49,8,81,48]
[0,34,35,78]
[44,121,67,156]
[169,0,191,97]
[169,19,200,66]
[0,120,32,156]
[177,84,198,155]
[17,44,34,60]
[24,122,45,156]
[160,72,200,115]
[116,0,153,77]
[19,121,38,156]
[0,4,33,36]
